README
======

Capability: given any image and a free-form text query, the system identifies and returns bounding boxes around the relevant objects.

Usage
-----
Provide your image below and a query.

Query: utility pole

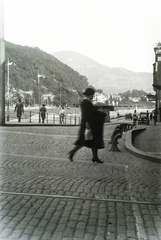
[37,71,40,106]
[6,58,14,121]
[37,71,41,123]
[60,83,62,107]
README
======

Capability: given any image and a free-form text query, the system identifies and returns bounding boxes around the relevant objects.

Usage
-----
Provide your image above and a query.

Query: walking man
[14,99,24,122]
[132,109,138,128]
[59,106,65,124]
[40,104,47,124]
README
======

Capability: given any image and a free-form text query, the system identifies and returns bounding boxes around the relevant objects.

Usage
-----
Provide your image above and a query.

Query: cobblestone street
[0,125,161,240]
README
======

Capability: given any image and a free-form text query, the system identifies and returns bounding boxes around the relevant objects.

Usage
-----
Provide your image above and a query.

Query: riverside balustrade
[6,107,134,124]
[6,111,81,125]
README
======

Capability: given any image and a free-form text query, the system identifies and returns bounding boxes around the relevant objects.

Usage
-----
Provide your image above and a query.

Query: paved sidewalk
[0,124,161,240]
[133,122,161,153]
[125,121,161,162]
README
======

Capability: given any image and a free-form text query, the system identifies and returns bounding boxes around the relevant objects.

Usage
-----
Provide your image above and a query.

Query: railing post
[74,116,76,125]
[39,112,41,123]
[46,113,48,123]
[29,111,31,123]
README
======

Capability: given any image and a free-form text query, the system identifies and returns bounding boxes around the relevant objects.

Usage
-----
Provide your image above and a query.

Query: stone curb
[125,127,161,163]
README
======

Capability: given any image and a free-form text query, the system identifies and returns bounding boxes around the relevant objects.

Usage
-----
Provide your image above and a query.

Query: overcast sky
[4,0,161,73]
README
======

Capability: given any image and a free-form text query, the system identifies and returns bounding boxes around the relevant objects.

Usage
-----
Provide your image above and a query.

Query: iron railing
[7,111,81,125]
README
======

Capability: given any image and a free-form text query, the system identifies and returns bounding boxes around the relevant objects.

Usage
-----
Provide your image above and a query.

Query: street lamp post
[74,91,77,117]
[53,78,62,107]
[60,83,62,107]
[7,58,12,121]
[37,71,40,107]
[71,89,77,123]
[37,71,41,123]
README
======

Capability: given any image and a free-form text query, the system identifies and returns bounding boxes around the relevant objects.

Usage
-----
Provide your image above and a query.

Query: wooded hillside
[5,41,88,106]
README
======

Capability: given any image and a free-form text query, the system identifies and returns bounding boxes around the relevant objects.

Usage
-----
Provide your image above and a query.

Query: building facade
[153,45,161,122]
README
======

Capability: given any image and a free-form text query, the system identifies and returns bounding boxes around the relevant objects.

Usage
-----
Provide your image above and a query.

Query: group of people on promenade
[14,100,66,124]
[14,99,47,124]
[39,105,66,124]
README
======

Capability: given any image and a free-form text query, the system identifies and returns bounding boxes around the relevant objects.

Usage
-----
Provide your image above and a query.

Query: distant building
[94,92,108,103]
[129,97,140,102]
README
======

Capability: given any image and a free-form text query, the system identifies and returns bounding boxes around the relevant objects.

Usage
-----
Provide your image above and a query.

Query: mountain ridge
[52,50,154,94]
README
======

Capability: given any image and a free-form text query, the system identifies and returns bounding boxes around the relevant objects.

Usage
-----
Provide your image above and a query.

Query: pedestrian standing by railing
[132,109,138,128]
[40,104,47,124]
[59,106,66,124]
[14,99,24,122]
[146,110,149,121]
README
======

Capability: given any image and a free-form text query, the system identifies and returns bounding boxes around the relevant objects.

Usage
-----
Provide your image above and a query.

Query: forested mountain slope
[5,42,88,106]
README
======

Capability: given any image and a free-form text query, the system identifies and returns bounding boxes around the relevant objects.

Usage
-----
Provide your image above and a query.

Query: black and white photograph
[0,0,161,239]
